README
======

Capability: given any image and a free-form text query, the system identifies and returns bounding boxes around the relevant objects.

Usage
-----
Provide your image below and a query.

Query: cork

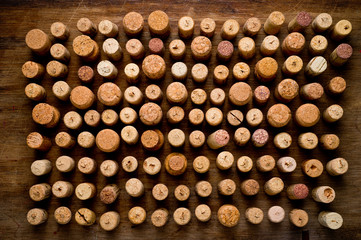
[70,86,95,110]
[254,86,270,105]
[124,86,143,105]
[213,65,229,85]
[98,20,118,37]
[274,132,292,149]
[327,77,346,95]
[152,183,169,201]
[46,60,68,78]
[207,129,230,149]
[282,55,303,76]
[191,89,207,105]
[323,104,343,123]
[25,83,46,101]
[288,11,312,32]
[123,11,144,36]
[145,84,163,102]
[243,17,261,36]
[78,66,94,83]
[264,177,284,195]
[331,20,352,41]
[217,40,234,61]
[77,131,95,148]
[289,209,308,227]
[277,157,297,173]
[195,204,211,222]
[189,130,205,148]
[264,11,285,35]
[77,18,97,36]
[309,35,328,56]
[174,185,190,201]
[52,81,71,101]
[103,38,122,61]
[210,88,226,106]
[25,29,51,55]
[50,22,69,40]
[100,184,120,204]
[281,32,305,56]
[267,103,292,128]
[29,183,51,201]
[75,208,96,226]
[128,207,146,225]
[139,102,163,126]
[165,152,187,176]
[216,151,234,170]
[318,212,343,230]
[205,107,223,126]
[169,39,186,60]
[143,157,161,175]
[252,129,269,147]
[52,181,74,198]
[305,56,327,77]
[256,155,275,172]
[26,132,51,151]
[100,160,119,177]
[55,155,75,172]
[234,127,251,146]
[171,62,188,80]
[193,156,210,174]
[148,10,170,37]
[233,62,250,81]
[320,134,340,150]
[149,38,164,56]
[200,18,216,37]
[238,37,256,60]
[191,63,208,83]
[274,78,299,103]
[126,39,145,60]
[167,106,185,124]
[72,35,97,60]
[300,83,324,101]
[246,108,263,127]
[268,206,285,223]
[191,36,212,61]
[142,54,166,80]
[84,109,100,127]
[312,186,336,203]
[31,159,52,176]
[124,63,140,84]
[120,107,137,125]
[312,13,333,33]
[330,43,353,67]
[168,128,185,147]
[125,178,144,197]
[27,208,48,225]
[96,129,120,152]
[22,61,45,79]
[218,179,236,196]
[217,205,240,227]
[30,105,57,128]
[151,209,169,227]
[287,184,309,200]
[54,206,72,225]
[302,159,324,178]
[121,126,139,145]
[75,182,96,200]
[295,103,320,127]
[97,60,118,80]
[227,110,243,127]
[50,44,70,63]
[261,35,280,56]
[122,156,138,173]
[298,132,318,150]
[97,83,122,107]
[254,57,278,82]
[141,129,164,151]
[229,82,252,106]
[326,158,348,176]
[195,180,212,197]
[78,157,97,174]
[221,19,240,40]
[245,207,264,225]
[178,16,194,39]
[237,156,253,173]
[240,179,259,196]
[173,208,191,226]
[166,82,188,105]
[100,211,120,231]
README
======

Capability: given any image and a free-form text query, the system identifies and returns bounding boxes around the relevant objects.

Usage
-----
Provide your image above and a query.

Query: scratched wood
[0,0,361,239]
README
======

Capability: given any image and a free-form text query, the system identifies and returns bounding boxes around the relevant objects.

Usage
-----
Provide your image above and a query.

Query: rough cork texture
[149,38,164,54]
[191,36,212,59]
[123,12,144,35]
[96,129,120,152]
[78,66,94,82]
[148,10,169,35]
[217,205,240,227]
[142,54,166,79]
[72,35,95,57]
[336,43,353,59]
[267,103,291,127]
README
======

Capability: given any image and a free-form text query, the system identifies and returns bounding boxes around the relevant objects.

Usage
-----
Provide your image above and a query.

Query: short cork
[302,159,324,178]
[295,103,320,127]
[22,61,45,79]
[123,11,144,36]
[142,54,166,80]
[96,129,120,152]
[148,10,170,37]
[267,103,292,128]
[165,153,187,176]
[25,29,51,55]
[254,57,278,82]
[282,32,305,56]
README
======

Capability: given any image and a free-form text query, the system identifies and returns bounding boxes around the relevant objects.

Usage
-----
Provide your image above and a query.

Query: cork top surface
[191,36,212,55]
[169,39,185,55]
[78,66,94,81]
[97,82,121,106]
[73,35,95,57]
[217,40,233,56]
[254,86,270,101]
[148,10,169,31]
[26,132,44,148]
[222,19,240,34]
[217,204,240,227]
[77,18,93,32]
[214,129,230,145]
[142,54,166,79]
[285,32,305,50]
[32,103,54,125]
[291,184,309,199]
[50,43,66,57]
[50,22,67,37]
[139,102,162,125]
[256,57,278,77]
[296,103,320,126]
[229,82,252,104]
[329,76,346,93]
[148,38,164,53]
[22,61,41,78]
[277,79,299,99]
[95,129,120,152]
[245,17,261,31]
[296,11,312,26]
[336,43,353,59]
[200,18,216,33]
[25,29,49,50]
[70,86,95,109]
[267,103,291,127]
[168,155,185,171]
[141,130,159,148]
[123,11,144,33]
[269,11,285,25]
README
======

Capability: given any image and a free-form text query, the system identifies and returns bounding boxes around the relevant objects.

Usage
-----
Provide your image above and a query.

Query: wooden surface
[1,0,361,239]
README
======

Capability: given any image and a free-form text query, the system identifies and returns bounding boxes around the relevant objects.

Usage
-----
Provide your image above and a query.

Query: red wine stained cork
[210,88,226,106]
[217,40,234,62]
[178,16,194,39]
[123,11,144,36]
[96,129,120,152]
[234,127,251,146]
[287,184,309,200]
[243,17,261,37]
[29,183,51,201]
[100,211,121,231]
[302,159,323,177]
[246,108,263,127]
[221,19,240,40]
[326,158,348,176]
[227,109,243,127]
[205,107,223,126]
[122,156,138,173]
[126,39,145,60]
[97,82,122,106]
[207,129,230,149]
[171,62,188,81]
[195,204,211,222]
[165,152,187,176]
[78,66,94,83]
[141,129,164,151]
[320,134,340,150]
[312,13,333,33]
[191,36,212,61]
[216,151,234,170]
[143,157,161,175]
[327,77,346,95]
[264,11,285,35]
[25,29,51,55]
[193,156,210,174]
[254,57,278,82]
[75,182,96,200]
[52,181,74,198]
[70,86,95,109]
[217,205,240,227]
[253,86,270,105]
[98,20,118,37]
[77,131,94,148]
[238,37,256,60]
[97,60,118,80]
[72,35,99,61]
[83,110,99,127]
[309,35,328,56]
[240,179,259,196]
[191,88,207,105]
[54,206,71,225]
[152,183,169,201]
[125,178,144,197]
[46,60,68,78]
[189,130,205,148]
[77,18,97,36]
[233,62,250,81]
[121,125,139,145]
[27,208,48,225]
[289,209,308,227]
[277,157,297,173]
[31,159,52,176]
[229,82,252,106]
[268,206,285,223]
[52,81,71,101]
[218,179,236,196]
[124,63,140,84]
[169,39,186,60]
[119,107,137,125]
[25,83,46,101]
[32,103,60,128]
[200,17,216,37]
[298,132,318,150]
[267,103,292,128]
[168,128,185,147]
[195,180,212,197]
[330,43,353,67]
[295,103,320,127]
[245,207,264,225]
[274,132,292,149]
[139,102,163,126]
[124,86,143,105]
[148,10,170,37]
[128,207,146,225]
[167,106,185,124]
[55,132,75,149]
[305,56,327,77]
[173,207,191,226]
[142,54,166,80]
[331,20,352,41]
[256,155,275,172]
[300,83,324,101]
[282,55,303,76]
[323,104,344,123]
[100,184,120,204]
[252,129,269,147]
[174,185,190,201]
[318,211,343,230]
[166,82,188,105]
[260,35,280,56]
[264,177,284,195]
[151,209,169,227]
[274,78,299,103]
[26,132,51,151]
[50,22,69,40]
[50,43,70,62]
[288,11,312,32]
[149,38,164,55]
[75,208,96,226]
[22,61,45,79]
[312,186,335,203]
[78,157,97,174]
[103,38,122,61]
[145,84,163,102]
[281,32,305,56]
[237,156,253,173]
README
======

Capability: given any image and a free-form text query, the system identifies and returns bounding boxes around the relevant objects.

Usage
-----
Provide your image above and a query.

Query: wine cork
[207,129,230,149]
[100,211,120,231]
[305,56,327,77]
[122,156,138,173]
[246,108,263,127]
[124,63,140,84]
[254,57,278,82]
[233,62,250,81]
[323,104,343,123]
[221,19,240,40]
[103,38,122,61]
[77,17,97,36]
[218,179,236,196]
[300,83,324,101]
[295,103,320,127]
[77,131,95,148]
[98,20,118,37]
[126,39,145,60]
[119,107,137,125]
[29,183,51,201]
[145,84,163,102]
[238,37,256,60]
[210,88,226,106]
[125,178,144,197]
[70,86,95,110]
[166,82,188,105]
[97,60,118,80]
[189,130,205,148]
[173,208,191,226]
[256,155,275,172]
[243,17,261,37]
[25,83,46,101]
[167,106,185,124]
[261,35,280,56]
[216,151,234,170]
[330,43,353,67]
[274,78,299,103]
[50,43,70,62]
[267,103,292,128]
[191,63,208,83]
[237,156,253,173]
[178,16,194,39]
[268,206,285,223]
[326,158,348,176]
[128,207,146,225]
[31,159,52,176]
[253,86,270,105]
[200,18,216,37]
[151,209,169,227]
[213,65,229,85]
[195,180,212,197]
[100,160,119,177]
[100,184,120,204]
[46,60,68,78]
[288,12,312,32]
[165,152,187,176]
[96,129,120,152]
[320,134,340,150]
[195,204,211,222]
[327,76,346,95]
[277,157,297,173]
[124,86,143,105]
[141,129,164,151]
[264,177,284,195]
[281,32,305,56]
[229,82,252,106]
[302,159,323,178]
[309,35,328,56]
[75,208,96,226]
[191,89,207,105]
[78,66,94,83]
[312,186,336,203]
[264,11,285,35]
[50,22,69,40]
[287,184,309,200]
[331,20,352,41]
[123,11,144,36]
[149,38,164,55]
[31,105,55,127]
[227,110,243,127]
[26,132,51,151]
[217,40,234,61]
[318,212,343,230]
[97,83,122,107]
[27,208,48,225]
[205,107,223,126]
[193,156,210,174]
[245,207,264,225]
[54,206,72,225]
[171,62,188,80]
[75,182,96,200]
[52,81,71,101]
[148,10,170,37]
[78,157,97,174]
[217,205,240,227]
[274,132,292,149]
[121,125,139,145]
[298,132,318,150]
[168,128,185,147]
[25,29,51,55]
[312,13,333,33]
[234,127,251,146]
[169,39,186,60]
[152,183,168,201]
[52,181,74,198]
[22,61,45,79]
[139,102,163,126]
[252,129,269,147]
[282,55,303,76]
[84,110,100,127]
[289,209,308,227]
[241,179,259,196]
[72,35,99,61]
[55,155,75,172]
[143,157,161,175]
[174,185,190,201]
[191,36,212,61]
[142,54,166,80]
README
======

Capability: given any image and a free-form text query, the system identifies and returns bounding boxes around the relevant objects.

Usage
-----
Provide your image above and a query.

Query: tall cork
[72,35,100,62]
[264,11,285,35]
[75,182,96,200]
[312,186,335,203]
[152,183,169,201]
[25,29,51,55]
[233,62,250,81]
[167,106,185,124]
[243,17,261,37]
[312,13,332,33]
[169,39,186,60]
[148,10,170,37]
[300,83,324,101]
[288,12,312,32]
[240,179,259,196]
[330,43,353,67]
[103,38,122,61]
[123,11,144,36]
[27,208,48,225]
[165,152,187,176]
[70,86,95,109]
[282,32,306,56]
[331,20,352,41]
[282,55,303,76]
[29,183,51,201]
[26,132,51,151]
[323,104,343,123]
[238,37,256,60]
[78,157,97,174]
[52,181,74,198]
[309,35,328,56]
[55,155,75,173]
[25,83,46,101]
[178,16,194,39]
[46,60,68,78]
[50,43,70,62]
[77,18,97,36]
[326,158,348,176]
[50,22,69,40]
[318,212,343,230]
[141,129,164,151]
[207,129,230,149]
[98,20,118,37]
[124,63,140,84]
[254,57,278,82]
[31,159,52,176]
[260,35,280,56]
[264,177,284,196]
[55,132,75,149]
[216,151,234,170]
[221,19,240,40]
[305,56,327,77]
[126,39,145,60]
[200,17,216,37]
[320,134,340,150]
[100,211,120,231]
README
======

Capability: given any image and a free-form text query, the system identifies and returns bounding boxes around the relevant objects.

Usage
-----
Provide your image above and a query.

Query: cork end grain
[267,104,291,127]
[217,205,240,227]
[295,103,320,127]
[123,11,144,35]
[25,29,50,51]
[191,36,212,57]
[70,86,95,109]
[148,10,169,34]
[256,57,278,80]
[22,61,44,79]
[32,103,55,125]
[296,11,312,27]
[73,35,95,57]
[96,129,120,152]
[142,54,166,79]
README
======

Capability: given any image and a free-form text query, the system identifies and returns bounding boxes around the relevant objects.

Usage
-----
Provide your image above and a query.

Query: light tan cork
[22,61,45,79]
[84,109,101,127]
[55,155,75,172]
[29,183,51,201]
[54,206,71,225]
[46,60,68,78]
[178,16,194,39]
[125,178,144,197]
[25,29,51,55]
[143,157,161,175]
[289,209,308,227]
[312,186,335,203]
[96,129,120,152]
[78,157,97,174]
[218,179,236,196]
[50,22,69,40]
[128,207,146,225]
[189,130,205,148]
[238,37,256,60]
[121,125,139,145]
[100,211,120,231]
[233,62,250,81]
[302,159,323,178]
[326,158,348,176]
[234,127,250,146]
[75,182,96,200]
[282,55,303,76]
[221,19,240,40]
[151,208,169,227]
[213,65,229,85]
[123,11,144,36]
[139,102,163,126]
[167,106,185,124]
[101,109,119,126]
[63,111,82,129]
[281,32,305,56]
[27,208,48,225]
[98,20,118,37]
[52,181,74,198]
[100,160,119,177]
[312,13,332,33]
[174,185,190,201]
[217,204,240,227]
[152,183,169,201]
[264,11,285,35]
[50,43,70,62]
[31,159,52,176]
[122,156,138,173]
[55,132,75,149]
[200,18,216,37]
[173,208,191,226]
[77,131,95,148]
[166,82,188,105]
[191,63,208,82]
[245,207,264,224]
[216,151,234,170]
[145,84,163,102]
[25,83,46,101]
[75,208,96,226]
[193,156,210,174]
[264,177,284,195]
[237,156,253,173]
[77,18,97,36]
[169,39,186,60]
[195,204,211,222]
